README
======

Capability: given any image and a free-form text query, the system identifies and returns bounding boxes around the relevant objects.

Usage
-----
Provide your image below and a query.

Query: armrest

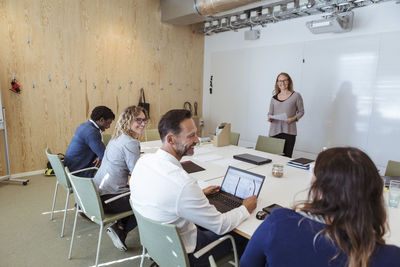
[70,166,98,175]
[193,234,238,266]
[104,192,130,204]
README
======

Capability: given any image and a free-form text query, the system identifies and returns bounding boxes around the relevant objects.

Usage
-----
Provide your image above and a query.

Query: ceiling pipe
[196,0,264,16]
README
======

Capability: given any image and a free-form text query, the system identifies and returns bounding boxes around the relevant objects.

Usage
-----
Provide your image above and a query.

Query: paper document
[193,153,224,162]
[194,146,214,155]
[213,158,236,167]
[270,113,287,121]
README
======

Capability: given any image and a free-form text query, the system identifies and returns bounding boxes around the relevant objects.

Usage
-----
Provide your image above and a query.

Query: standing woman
[268,72,304,157]
[241,147,400,266]
[94,105,148,251]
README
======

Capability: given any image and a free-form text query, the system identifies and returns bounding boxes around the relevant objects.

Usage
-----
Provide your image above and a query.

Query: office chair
[255,135,285,155]
[130,199,238,267]
[102,133,112,146]
[385,160,400,176]
[144,128,160,141]
[46,148,98,237]
[66,168,133,267]
[230,132,240,146]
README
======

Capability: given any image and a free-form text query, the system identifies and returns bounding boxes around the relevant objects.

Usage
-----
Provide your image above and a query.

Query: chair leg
[68,206,79,260]
[60,188,71,237]
[50,181,59,220]
[95,224,103,267]
[140,247,146,267]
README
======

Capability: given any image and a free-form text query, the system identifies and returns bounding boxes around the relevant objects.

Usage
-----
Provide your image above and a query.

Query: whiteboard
[208,31,400,168]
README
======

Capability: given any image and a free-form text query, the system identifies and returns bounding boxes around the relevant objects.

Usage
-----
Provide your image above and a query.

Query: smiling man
[130,109,257,266]
[64,106,115,177]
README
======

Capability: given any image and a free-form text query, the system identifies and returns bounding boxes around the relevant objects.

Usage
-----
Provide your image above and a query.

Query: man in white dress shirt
[130,109,257,266]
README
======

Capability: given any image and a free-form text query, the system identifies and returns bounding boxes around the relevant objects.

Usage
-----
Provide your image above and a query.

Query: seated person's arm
[178,182,256,235]
[85,130,106,160]
[124,141,140,173]
[202,185,257,213]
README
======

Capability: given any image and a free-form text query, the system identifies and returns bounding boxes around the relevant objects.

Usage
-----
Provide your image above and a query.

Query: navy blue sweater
[64,121,105,177]
[240,208,400,267]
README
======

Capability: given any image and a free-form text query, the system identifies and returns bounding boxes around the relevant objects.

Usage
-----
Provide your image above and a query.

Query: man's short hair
[158,109,192,142]
[90,106,115,121]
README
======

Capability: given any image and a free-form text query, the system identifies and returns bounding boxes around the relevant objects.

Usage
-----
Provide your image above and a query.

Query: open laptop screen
[220,166,265,199]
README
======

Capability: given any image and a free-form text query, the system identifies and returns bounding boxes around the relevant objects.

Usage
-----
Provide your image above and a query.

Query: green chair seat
[255,135,285,155]
[66,168,134,267]
[385,160,400,176]
[102,133,112,146]
[46,148,72,238]
[144,129,160,141]
[100,211,134,225]
[230,132,240,146]
[129,199,238,267]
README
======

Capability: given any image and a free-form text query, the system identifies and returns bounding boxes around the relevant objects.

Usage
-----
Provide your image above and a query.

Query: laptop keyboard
[209,193,242,213]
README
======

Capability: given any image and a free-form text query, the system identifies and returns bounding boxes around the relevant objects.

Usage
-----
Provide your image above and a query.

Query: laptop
[207,166,265,213]
[233,153,272,165]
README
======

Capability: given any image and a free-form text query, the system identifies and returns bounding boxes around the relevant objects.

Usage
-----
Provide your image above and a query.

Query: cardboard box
[212,123,231,147]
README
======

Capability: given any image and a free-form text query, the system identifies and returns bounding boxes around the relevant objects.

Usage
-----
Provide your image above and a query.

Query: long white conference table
[141,140,400,246]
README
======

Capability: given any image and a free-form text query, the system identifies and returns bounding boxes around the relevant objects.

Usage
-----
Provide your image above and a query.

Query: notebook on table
[207,166,265,213]
[287,157,314,170]
[181,160,205,174]
[288,157,314,166]
[233,153,272,165]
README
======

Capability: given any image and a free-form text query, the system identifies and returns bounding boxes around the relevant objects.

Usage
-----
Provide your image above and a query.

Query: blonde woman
[94,105,148,251]
[241,147,400,266]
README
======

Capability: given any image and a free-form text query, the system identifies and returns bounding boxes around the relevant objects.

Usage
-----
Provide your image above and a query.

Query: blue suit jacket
[64,121,105,177]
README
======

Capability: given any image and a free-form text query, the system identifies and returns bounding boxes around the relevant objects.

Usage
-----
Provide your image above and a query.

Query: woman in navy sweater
[241,147,400,267]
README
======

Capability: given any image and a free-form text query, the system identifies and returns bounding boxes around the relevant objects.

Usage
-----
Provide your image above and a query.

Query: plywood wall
[0,0,204,175]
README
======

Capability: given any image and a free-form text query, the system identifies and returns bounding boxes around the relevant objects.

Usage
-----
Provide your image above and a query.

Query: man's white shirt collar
[156,148,182,168]
[89,119,102,133]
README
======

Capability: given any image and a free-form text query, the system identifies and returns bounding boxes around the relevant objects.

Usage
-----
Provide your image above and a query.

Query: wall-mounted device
[306,11,354,34]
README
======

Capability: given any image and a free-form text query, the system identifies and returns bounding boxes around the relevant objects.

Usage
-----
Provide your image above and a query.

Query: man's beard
[175,141,196,157]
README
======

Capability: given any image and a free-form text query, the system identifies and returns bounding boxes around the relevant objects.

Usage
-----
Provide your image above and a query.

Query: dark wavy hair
[274,72,293,95]
[296,147,387,267]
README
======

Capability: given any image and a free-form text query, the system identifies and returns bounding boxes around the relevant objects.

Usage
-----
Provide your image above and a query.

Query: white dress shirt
[130,149,250,253]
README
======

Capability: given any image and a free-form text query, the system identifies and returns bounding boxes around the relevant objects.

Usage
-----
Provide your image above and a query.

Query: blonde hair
[112,106,148,140]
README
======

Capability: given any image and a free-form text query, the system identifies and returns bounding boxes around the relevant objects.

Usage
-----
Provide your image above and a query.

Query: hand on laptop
[243,196,257,213]
[203,185,221,196]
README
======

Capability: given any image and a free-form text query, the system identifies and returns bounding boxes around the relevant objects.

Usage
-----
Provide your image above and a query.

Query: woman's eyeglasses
[135,118,148,124]
[277,79,289,84]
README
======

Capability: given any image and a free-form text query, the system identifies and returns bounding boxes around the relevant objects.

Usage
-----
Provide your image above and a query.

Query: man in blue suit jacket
[64,106,115,177]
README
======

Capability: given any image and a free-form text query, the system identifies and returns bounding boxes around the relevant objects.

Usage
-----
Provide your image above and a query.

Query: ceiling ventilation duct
[161,0,391,34]
[160,0,263,25]
[197,0,264,16]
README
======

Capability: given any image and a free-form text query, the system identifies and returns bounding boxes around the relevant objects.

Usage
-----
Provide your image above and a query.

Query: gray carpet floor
[0,174,153,267]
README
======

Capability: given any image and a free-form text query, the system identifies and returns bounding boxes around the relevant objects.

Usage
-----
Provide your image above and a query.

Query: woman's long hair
[296,147,387,267]
[112,106,147,140]
[274,72,294,95]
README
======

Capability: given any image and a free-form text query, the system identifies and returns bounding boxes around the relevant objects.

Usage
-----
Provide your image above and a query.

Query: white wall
[202,2,400,171]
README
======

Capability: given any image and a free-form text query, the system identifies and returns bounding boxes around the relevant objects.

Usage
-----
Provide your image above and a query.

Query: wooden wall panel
[0,0,204,175]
